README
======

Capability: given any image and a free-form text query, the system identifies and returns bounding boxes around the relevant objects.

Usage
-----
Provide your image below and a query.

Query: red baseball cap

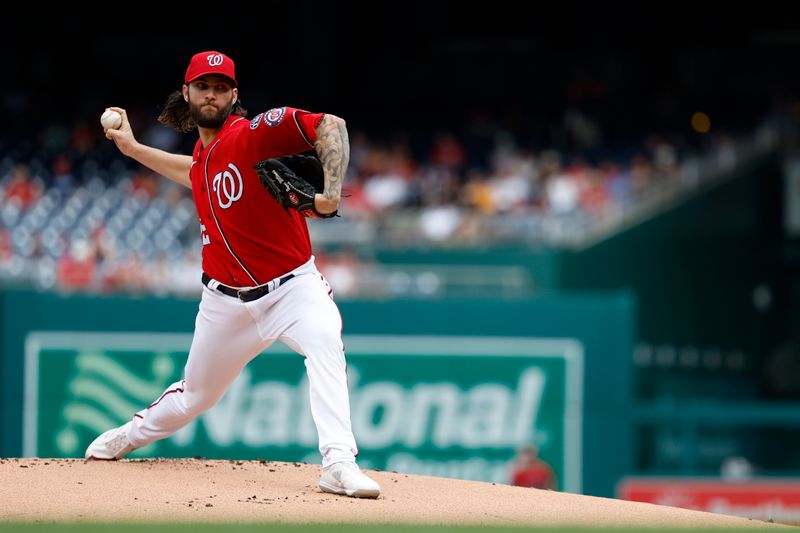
[185,51,237,86]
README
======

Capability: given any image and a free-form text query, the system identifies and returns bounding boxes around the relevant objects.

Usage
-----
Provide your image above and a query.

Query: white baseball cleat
[84,422,136,460]
[319,461,381,498]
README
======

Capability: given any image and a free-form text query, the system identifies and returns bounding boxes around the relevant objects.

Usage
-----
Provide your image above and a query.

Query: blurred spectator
[545,171,580,214]
[102,252,148,293]
[461,169,495,213]
[56,239,97,290]
[0,228,11,261]
[648,136,681,183]
[363,145,410,210]
[419,205,462,241]
[429,132,467,170]
[602,160,631,208]
[3,163,41,208]
[510,445,556,490]
[338,175,372,218]
[579,168,611,218]
[51,153,75,195]
[490,159,534,213]
[628,154,653,200]
[130,167,160,199]
[418,167,460,207]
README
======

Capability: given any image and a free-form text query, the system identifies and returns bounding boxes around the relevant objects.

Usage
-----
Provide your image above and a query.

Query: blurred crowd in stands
[0,106,788,296]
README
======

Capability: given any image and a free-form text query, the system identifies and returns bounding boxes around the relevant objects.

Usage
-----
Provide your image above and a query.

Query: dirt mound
[0,458,783,527]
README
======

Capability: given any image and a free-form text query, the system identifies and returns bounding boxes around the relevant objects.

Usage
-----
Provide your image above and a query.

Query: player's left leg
[263,271,357,466]
[249,264,379,497]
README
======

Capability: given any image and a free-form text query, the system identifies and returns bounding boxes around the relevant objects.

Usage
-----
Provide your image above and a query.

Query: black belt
[202,272,295,302]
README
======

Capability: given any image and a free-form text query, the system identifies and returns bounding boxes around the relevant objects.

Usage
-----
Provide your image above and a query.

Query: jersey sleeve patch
[264,107,287,127]
[250,113,264,129]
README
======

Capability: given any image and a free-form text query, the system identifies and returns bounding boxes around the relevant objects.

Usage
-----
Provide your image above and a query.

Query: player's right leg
[85,285,269,459]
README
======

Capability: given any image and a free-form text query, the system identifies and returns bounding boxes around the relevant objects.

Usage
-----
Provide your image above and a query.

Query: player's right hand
[104,107,138,157]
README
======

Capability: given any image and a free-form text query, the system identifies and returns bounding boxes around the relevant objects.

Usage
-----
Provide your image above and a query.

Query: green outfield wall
[0,288,634,497]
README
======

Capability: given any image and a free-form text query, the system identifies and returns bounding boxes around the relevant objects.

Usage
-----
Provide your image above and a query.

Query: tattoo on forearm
[314,116,350,201]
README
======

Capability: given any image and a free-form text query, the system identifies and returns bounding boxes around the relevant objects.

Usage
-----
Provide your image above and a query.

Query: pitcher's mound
[0,458,782,527]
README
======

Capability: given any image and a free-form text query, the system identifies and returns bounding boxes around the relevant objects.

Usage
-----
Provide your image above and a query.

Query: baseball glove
[254,154,338,219]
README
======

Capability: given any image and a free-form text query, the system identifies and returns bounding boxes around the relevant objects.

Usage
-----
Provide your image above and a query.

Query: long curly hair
[158,90,248,133]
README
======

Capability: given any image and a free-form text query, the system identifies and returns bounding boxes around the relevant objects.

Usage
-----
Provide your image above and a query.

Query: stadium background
[1,6,799,522]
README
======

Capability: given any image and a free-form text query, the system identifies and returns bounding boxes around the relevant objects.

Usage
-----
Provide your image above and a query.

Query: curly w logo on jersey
[212,163,244,209]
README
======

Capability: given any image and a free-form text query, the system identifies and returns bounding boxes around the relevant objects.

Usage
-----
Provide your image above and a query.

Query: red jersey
[189,107,324,287]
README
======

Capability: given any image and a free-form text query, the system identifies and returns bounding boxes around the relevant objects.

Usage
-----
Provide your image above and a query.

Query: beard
[189,99,233,129]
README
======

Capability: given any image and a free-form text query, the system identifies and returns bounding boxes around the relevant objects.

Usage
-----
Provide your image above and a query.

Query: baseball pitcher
[85,50,380,499]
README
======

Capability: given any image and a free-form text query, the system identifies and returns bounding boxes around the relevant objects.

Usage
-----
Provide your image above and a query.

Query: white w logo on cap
[207,54,223,66]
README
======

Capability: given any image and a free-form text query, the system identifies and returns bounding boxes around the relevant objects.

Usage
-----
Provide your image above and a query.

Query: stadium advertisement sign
[619,477,800,524]
[24,332,583,492]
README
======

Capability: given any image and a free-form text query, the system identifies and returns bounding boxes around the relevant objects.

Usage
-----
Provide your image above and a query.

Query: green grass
[0,524,782,532]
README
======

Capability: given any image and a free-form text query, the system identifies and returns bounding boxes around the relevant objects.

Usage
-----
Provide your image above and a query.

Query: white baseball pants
[126,256,358,467]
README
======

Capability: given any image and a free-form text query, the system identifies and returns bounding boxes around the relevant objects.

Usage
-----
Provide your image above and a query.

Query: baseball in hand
[100,109,122,130]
